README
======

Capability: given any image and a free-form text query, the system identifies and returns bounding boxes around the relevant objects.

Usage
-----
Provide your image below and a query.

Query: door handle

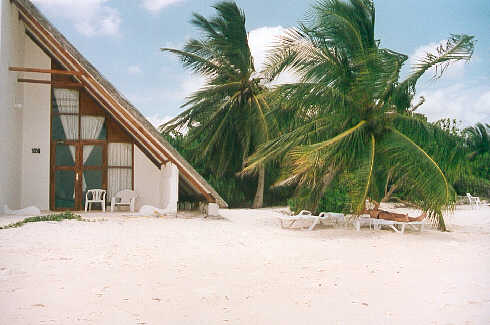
[76,172,79,181]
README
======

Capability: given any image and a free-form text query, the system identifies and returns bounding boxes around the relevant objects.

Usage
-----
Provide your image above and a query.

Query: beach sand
[0,204,489,324]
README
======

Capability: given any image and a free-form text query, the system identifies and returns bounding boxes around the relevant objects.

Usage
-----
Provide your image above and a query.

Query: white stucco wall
[0,1,24,210]
[20,36,51,210]
[134,146,161,210]
[0,1,51,210]
[134,146,179,213]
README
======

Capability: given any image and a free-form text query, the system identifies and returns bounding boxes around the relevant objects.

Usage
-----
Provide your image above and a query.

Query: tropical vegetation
[161,2,270,208]
[161,0,487,231]
[243,0,476,230]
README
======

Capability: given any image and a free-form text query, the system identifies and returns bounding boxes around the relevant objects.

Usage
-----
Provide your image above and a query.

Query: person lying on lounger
[363,201,426,222]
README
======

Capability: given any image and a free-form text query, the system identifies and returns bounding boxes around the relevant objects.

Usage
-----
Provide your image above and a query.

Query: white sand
[0,205,489,324]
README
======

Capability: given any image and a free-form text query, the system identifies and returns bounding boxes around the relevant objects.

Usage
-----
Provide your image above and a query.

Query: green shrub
[0,212,84,229]
[288,175,353,215]
[287,170,357,215]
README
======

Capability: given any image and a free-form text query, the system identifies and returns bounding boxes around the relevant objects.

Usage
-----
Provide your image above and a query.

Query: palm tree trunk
[311,167,339,213]
[438,214,447,231]
[252,165,265,209]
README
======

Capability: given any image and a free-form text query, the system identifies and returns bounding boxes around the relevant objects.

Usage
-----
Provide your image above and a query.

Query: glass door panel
[81,144,105,208]
[53,143,78,210]
[55,144,76,166]
[54,170,76,209]
[83,145,103,166]
[51,115,79,140]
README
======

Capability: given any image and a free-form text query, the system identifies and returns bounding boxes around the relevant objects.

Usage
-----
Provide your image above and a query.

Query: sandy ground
[0,204,489,325]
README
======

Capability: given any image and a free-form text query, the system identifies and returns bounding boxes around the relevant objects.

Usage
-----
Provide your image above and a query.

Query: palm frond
[161,48,234,79]
[381,127,454,230]
[395,34,474,103]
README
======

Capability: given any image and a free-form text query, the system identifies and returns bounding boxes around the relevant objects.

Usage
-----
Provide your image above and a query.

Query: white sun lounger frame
[279,211,347,231]
[279,210,319,230]
[371,218,425,234]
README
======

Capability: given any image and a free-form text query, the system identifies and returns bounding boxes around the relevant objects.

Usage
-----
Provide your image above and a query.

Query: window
[51,87,133,210]
[107,143,133,199]
[52,88,79,141]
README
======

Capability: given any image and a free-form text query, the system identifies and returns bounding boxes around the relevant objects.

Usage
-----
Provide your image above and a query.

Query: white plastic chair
[85,189,106,212]
[466,193,481,209]
[111,189,137,212]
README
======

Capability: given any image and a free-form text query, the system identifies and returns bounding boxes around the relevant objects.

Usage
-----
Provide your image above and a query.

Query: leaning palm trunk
[436,213,447,232]
[252,165,265,208]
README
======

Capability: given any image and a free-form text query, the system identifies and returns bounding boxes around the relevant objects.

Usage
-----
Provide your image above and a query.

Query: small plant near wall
[0,212,89,229]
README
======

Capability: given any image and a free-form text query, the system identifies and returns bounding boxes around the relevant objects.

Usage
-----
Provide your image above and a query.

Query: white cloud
[248,26,286,72]
[127,65,143,75]
[141,0,185,12]
[417,83,490,127]
[32,0,121,37]
[145,114,173,128]
[248,26,298,84]
[125,73,204,119]
[177,75,205,99]
[409,40,467,80]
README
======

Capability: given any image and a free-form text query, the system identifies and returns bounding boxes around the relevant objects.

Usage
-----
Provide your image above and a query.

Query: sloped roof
[13,0,228,208]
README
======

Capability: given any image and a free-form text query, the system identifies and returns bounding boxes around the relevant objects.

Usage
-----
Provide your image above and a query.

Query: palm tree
[160,1,269,208]
[464,123,489,160]
[245,0,474,230]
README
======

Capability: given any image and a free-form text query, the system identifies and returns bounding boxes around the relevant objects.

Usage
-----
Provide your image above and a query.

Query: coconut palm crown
[465,123,489,161]
[245,0,475,229]
[161,1,269,208]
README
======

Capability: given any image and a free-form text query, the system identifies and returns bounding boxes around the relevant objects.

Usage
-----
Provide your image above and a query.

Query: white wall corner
[160,162,179,215]
[207,203,220,217]
[0,2,25,209]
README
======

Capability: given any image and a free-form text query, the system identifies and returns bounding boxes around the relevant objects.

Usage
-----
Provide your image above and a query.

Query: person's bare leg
[408,211,426,222]
[377,211,409,222]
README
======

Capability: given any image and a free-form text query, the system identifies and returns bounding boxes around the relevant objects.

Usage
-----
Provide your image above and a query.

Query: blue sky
[32,0,489,127]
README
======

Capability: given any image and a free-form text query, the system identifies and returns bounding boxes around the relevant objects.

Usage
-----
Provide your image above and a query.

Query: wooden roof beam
[9,66,83,76]
[17,78,83,88]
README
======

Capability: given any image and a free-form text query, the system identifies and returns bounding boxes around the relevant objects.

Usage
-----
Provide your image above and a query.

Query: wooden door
[80,143,106,209]
[52,142,80,210]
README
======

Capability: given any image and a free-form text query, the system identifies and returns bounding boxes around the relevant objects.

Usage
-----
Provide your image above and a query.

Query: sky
[31,0,490,128]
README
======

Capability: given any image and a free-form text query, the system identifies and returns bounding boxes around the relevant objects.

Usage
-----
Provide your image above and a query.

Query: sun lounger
[371,218,425,234]
[279,210,319,230]
[350,214,373,231]
[314,212,346,228]
[279,211,348,231]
